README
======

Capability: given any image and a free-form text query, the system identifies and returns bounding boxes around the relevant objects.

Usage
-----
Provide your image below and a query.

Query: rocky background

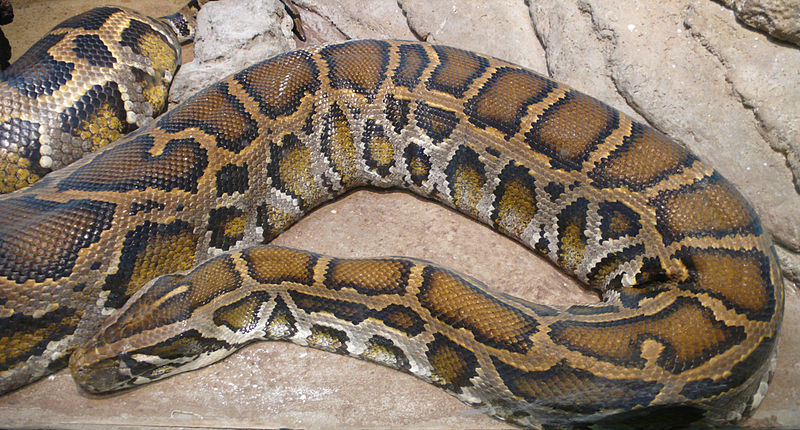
[1,0,798,428]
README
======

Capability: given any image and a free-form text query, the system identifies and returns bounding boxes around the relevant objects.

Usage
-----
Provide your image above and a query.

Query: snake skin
[0,2,210,193]
[0,8,785,428]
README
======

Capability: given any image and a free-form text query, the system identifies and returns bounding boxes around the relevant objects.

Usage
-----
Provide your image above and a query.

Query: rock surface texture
[1,0,798,428]
[716,0,800,46]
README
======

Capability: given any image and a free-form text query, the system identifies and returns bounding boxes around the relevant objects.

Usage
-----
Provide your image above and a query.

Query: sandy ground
[1,1,798,429]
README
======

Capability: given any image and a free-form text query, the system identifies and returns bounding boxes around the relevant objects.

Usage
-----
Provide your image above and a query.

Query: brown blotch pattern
[373,304,427,337]
[392,44,429,90]
[324,259,411,296]
[549,297,746,373]
[267,133,323,209]
[587,244,646,289]
[418,267,537,353]
[360,336,410,370]
[444,145,487,217]
[213,290,271,333]
[425,333,479,392]
[321,40,390,100]
[680,334,777,400]
[206,206,246,251]
[58,134,209,193]
[384,94,411,134]
[633,256,671,287]
[307,324,349,354]
[3,32,72,98]
[128,199,164,216]
[243,246,316,286]
[525,91,619,171]
[427,45,489,98]
[597,201,642,242]
[320,102,360,187]
[676,247,774,321]
[0,117,47,193]
[361,119,395,177]
[556,198,590,275]
[403,142,432,187]
[265,295,298,339]
[289,290,370,325]
[234,50,320,119]
[0,197,115,283]
[255,203,296,242]
[101,220,198,310]
[119,18,177,74]
[72,34,115,68]
[215,163,249,196]
[56,6,121,30]
[466,67,555,139]
[650,173,760,245]
[491,357,664,414]
[0,307,80,373]
[180,255,243,310]
[65,82,128,151]
[157,82,258,153]
[414,101,460,144]
[491,162,538,238]
[590,122,695,191]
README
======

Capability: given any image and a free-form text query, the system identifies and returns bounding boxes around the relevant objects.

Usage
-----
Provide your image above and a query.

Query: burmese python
[0,4,785,429]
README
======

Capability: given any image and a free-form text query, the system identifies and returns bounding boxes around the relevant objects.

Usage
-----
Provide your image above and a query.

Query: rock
[292,0,416,41]
[777,246,800,286]
[685,0,800,189]
[169,0,295,105]
[397,0,547,72]
[715,0,800,46]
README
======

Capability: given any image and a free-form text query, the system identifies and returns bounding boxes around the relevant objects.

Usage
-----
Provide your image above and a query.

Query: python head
[69,269,237,394]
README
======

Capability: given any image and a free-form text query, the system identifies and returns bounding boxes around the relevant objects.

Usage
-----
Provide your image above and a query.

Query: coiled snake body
[0,5,785,428]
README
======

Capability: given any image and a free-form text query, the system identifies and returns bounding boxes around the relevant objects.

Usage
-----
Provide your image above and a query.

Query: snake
[0,3,785,429]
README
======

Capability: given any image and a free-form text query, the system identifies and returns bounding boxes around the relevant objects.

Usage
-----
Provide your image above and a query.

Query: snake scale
[0,3,785,428]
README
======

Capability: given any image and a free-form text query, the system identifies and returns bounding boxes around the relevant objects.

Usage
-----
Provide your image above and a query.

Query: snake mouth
[69,341,136,394]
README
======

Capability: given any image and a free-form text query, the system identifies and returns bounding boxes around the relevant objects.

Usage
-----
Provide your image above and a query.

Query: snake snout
[69,341,130,394]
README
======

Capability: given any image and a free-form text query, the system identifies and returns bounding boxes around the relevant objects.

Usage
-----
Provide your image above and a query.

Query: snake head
[68,273,187,393]
[69,339,136,394]
[69,326,233,394]
[69,270,235,394]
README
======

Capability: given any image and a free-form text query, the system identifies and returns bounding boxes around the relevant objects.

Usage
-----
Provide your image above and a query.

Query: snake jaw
[69,341,134,394]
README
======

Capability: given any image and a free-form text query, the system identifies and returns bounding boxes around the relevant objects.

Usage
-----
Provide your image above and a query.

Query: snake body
[0,3,206,193]
[0,6,785,428]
